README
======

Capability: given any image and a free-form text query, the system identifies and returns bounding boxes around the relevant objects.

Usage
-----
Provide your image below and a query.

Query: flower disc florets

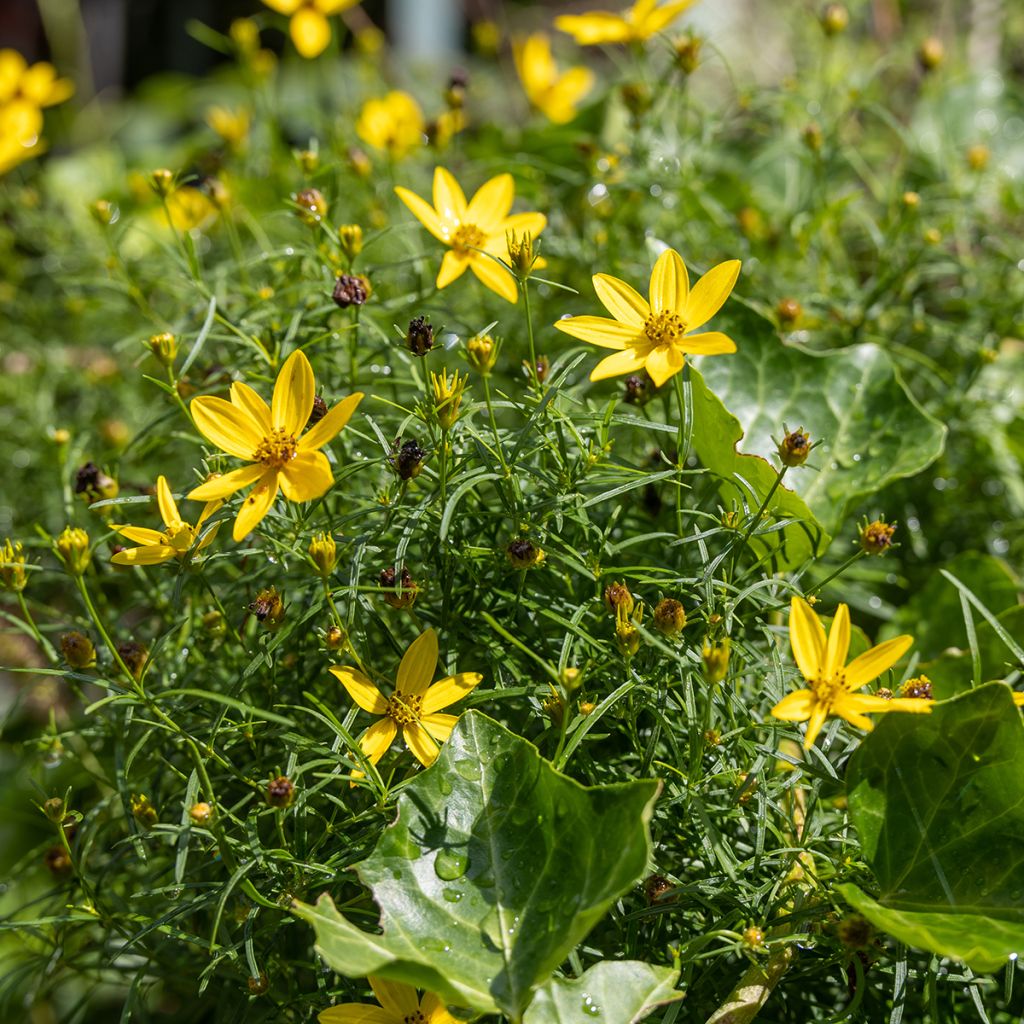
[385,693,423,725]
[252,428,298,468]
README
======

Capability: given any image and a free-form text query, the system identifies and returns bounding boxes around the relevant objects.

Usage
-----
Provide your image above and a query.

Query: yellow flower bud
[308,532,337,578]
[653,598,686,637]
[430,369,469,430]
[778,427,813,467]
[131,793,158,827]
[60,631,96,669]
[55,527,91,576]
[149,168,175,197]
[338,223,364,262]
[145,331,178,368]
[1,538,28,592]
[466,333,499,375]
[702,638,730,682]
[189,801,214,826]
[90,199,116,226]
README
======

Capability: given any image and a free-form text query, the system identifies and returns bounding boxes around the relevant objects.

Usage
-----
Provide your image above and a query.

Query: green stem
[522,279,539,391]
[76,575,137,687]
[349,307,360,386]
[18,590,57,660]
[732,465,789,569]
[673,370,692,536]
[482,375,509,476]
[806,549,866,597]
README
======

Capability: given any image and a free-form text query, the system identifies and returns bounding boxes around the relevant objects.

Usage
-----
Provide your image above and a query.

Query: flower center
[403,1013,427,1024]
[809,674,846,708]
[386,692,423,725]
[450,223,487,256]
[165,521,197,553]
[643,310,686,348]
[252,428,298,468]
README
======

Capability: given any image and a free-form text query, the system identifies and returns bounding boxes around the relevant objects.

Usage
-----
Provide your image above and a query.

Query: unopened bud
[858,517,896,555]
[603,581,634,616]
[150,168,175,197]
[623,374,651,405]
[820,4,849,35]
[324,625,346,650]
[293,187,328,225]
[390,438,427,480]
[778,427,813,468]
[702,638,730,682]
[615,603,642,657]
[90,199,116,226]
[131,793,158,827]
[653,598,686,637]
[672,33,702,74]
[776,298,802,324]
[802,122,823,152]
[43,797,66,822]
[249,586,285,629]
[55,527,91,575]
[466,333,498,375]
[74,462,118,505]
[917,36,944,71]
[266,775,294,808]
[308,532,337,578]
[338,223,363,261]
[189,801,214,826]
[117,641,148,680]
[145,331,178,367]
[379,565,418,609]
[507,539,545,570]
[966,144,990,172]
[0,538,28,592]
[332,274,368,308]
[406,315,434,356]
[61,631,96,669]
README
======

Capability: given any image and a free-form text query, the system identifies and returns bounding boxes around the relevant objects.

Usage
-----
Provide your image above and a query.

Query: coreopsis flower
[320,978,456,1024]
[513,33,594,124]
[554,248,740,386]
[394,167,547,303]
[112,476,220,566]
[186,350,363,541]
[330,628,482,772]
[0,50,74,174]
[205,106,250,149]
[771,597,931,749]
[356,91,425,159]
[555,0,694,46]
[261,0,358,59]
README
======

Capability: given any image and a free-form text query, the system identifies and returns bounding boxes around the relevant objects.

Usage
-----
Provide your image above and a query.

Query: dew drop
[434,849,468,880]
[442,887,463,903]
[454,759,481,781]
[580,994,601,1016]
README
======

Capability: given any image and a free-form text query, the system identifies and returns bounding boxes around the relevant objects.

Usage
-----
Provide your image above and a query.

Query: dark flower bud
[43,797,66,822]
[406,315,435,356]
[776,298,802,324]
[379,566,418,609]
[306,395,328,428]
[249,587,285,629]
[74,462,118,504]
[623,374,651,405]
[45,845,73,876]
[390,439,427,480]
[332,274,368,308]
[266,775,294,808]
[643,874,675,904]
[653,598,687,636]
[248,972,270,995]
[61,631,96,669]
[603,581,634,615]
[778,427,812,467]
[858,517,896,555]
[837,914,874,949]
[294,187,328,225]
[507,539,545,570]
[117,641,148,680]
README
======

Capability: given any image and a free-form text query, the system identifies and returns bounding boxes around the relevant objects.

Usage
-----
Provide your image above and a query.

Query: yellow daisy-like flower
[555,0,695,46]
[320,977,456,1024]
[186,350,363,542]
[261,0,358,59]
[554,248,740,386]
[111,476,220,566]
[394,167,547,304]
[514,33,595,125]
[331,628,482,773]
[771,597,932,750]
[0,49,74,175]
[356,91,425,160]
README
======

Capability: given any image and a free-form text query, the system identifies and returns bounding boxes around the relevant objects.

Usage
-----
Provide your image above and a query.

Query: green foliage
[841,685,1024,972]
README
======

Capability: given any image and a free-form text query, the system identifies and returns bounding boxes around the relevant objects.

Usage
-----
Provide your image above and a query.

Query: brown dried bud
[603,582,634,616]
[390,439,427,481]
[379,566,419,609]
[406,315,435,356]
[837,914,874,949]
[266,775,294,808]
[507,539,545,570]
[249,587,285,629]
[776,298,802,324]
[117,641,148,680]
[306,395,328,428]
[294,187,328,225]
[248,972,270,995]
[332,274,368,308]
[778,427,812,467]
[858,518,896,555]
[45,845,73,876]
[653,598,687,637]
[74,462,118,504]
[61,631,96,669]
[643,874,675,904]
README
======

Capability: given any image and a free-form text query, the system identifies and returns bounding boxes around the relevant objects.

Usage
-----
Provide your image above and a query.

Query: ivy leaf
[523,961,681,1024]
[293,711,660,1020]
[696,308,946,538]
[838,685,1024,971]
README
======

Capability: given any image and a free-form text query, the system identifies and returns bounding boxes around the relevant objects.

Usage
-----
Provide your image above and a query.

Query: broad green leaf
[922,606,1024,700]
[294,711,660,1020]
[840,685,1024,971]
[697,308,946,537]
[523,961,681,1024]
[689,366,827,570]
[880,552,1020,660]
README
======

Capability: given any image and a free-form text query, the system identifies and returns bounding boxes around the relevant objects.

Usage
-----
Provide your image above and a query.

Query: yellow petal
[679,331,737,356]
[187,464,266,501]
[1013,692,1024,707]
[542,67,594,123]
[837,692,932,716]
[22,64,74,107]
[318,1004,394,1024]
[437,250,470,289]
[156,475,181,528]
[823,603,851,679]
[262,0,303,13]
[280,450,333,502]
[394,186,447,242]
[369,978,419,1018]
[359,717,398,764]
[330,666,388,714]
[191,396,264,459]
[515,34,556,95]
[432,166,467,226]
[497,211,547,242]
[554,13,633,45]
[232,472,279,541]
[554,315,638,349]
[423,672,483,715]
[230,381,272,433]
[592,273,650,326]
[421,992,458,1024]
[843,635,914,689]
[403,721,441,766]
[770,689,815,722]
[684,259,741,330]
[644,345,684,387]
[397,628,439,698]
[111,545,178,566]
[789,596,825,681]
[469,252,518,303]
[114,525,167,546]
[300,392,363,452]
[642,0,694,35]
[590,348,647,381]
[466,173,514,234]
[315,0,359,11]
[649,249,689,315]
[272,349,315,436]
[803,703,829,749]
[421,712,459,744]
[290,7,332,58]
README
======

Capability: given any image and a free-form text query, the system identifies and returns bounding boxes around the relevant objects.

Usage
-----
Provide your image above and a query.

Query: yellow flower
[165,187,218,231]
[111,476,221,566]
[186,350,363,541]
[330,628,483,773]
[205,106,250,149]
[395,167,547,303]
[320,977,456,1024]
[555,0,694,46]
[261,0,358,59]
[771,597,932,749]
[0,49,74,110]
[554,248,740,386]
[430,368,468,429]
[514,33,594,124]
[356,91,425,159]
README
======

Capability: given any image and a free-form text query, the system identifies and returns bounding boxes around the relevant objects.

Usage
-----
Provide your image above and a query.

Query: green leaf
[922,606,1024,700]
[697,308,946,537]
[880,552,1020,660]
[293,711,660,1019]
[523,961,681,1024]
[689,367,827,570]
[840,684,1024,971]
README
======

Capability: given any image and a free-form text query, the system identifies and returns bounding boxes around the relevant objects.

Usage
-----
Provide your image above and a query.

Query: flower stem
[482,375,509,476]
[76,575,138,687]
[732,465,789,568]
[522,279,539,391]
[806,549,866,597]
[673,369,693,536]
[17,591,57,660]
